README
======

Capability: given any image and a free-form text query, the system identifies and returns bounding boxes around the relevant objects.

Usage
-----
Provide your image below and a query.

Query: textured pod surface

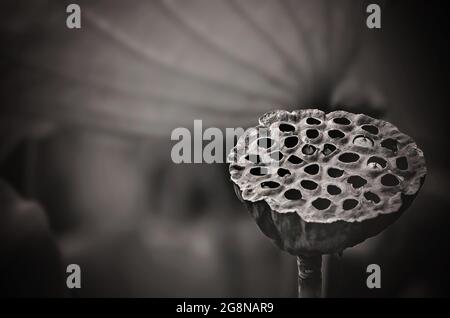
[229,109,427,255]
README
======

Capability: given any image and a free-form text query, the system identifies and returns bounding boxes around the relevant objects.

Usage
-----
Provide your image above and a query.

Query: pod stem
[297,255,322,298]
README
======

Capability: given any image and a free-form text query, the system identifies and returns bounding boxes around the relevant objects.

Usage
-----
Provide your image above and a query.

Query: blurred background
[0,0,449,297]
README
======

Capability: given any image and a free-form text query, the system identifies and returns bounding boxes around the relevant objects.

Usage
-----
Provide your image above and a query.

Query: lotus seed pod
[228,109,427,257]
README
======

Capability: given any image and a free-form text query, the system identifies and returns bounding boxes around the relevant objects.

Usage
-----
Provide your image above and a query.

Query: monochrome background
[0,0,449,297]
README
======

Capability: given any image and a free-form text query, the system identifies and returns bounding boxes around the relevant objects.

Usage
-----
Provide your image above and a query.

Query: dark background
[0,0,449,297]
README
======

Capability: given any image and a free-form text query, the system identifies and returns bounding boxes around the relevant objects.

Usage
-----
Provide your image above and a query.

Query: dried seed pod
[228,109,426,296]
[229,109,426,255]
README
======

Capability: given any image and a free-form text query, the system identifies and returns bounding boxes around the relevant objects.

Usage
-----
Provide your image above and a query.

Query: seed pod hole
[364,191,381,204]
[347,175,367,188]
[284,136,299,148]
[381,174,400,186]
[287,155,303,164]
[322,143,337,156]
[302,144,317,155]
[261,181,280,189]
[306,117,321,125]
[277,168,291,177]
[367,156,387,169]
[284,189,302,200]
[328,129,345,139]
[312,198,331,210]
[353,135,374,148]
[328,167,344,178]
[343,199,359,210]
[304,164,319,175]
[306,129,320,139]
[361,125,379,135]
[396,156,408,170]
[327,185,342,195]
[301,180,319,190]
[230,165,245,171]
[333,117,351,125]
[245,154,261,164]
[338,152,360,163]
[257,137,275,149]
[250,167,268,176]
[279,123,296,132]
[269,151,284,161]
[381,138,398,152]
